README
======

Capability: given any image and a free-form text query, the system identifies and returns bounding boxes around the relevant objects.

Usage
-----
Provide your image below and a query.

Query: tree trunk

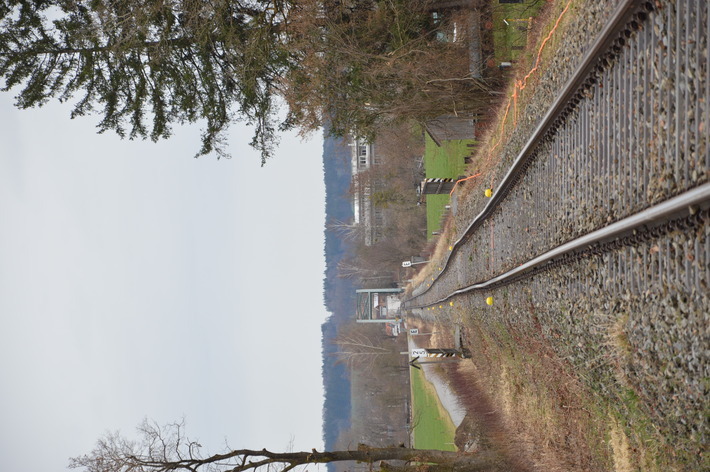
[233,446,499,470]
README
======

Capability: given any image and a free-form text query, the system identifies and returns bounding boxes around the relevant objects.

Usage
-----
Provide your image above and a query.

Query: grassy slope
[423,134,472,238]
[422,2,545,238]
[410,367,457,451]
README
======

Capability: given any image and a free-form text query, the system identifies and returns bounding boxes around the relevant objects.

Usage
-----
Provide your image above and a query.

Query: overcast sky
[0,93,329,471]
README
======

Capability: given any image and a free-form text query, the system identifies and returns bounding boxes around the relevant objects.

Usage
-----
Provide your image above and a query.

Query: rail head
[408,0,654,302]
[407,183,710,309]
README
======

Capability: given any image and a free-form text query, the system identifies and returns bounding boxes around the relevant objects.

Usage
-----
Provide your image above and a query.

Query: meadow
[410,367,457,451]
[423,135,472,238]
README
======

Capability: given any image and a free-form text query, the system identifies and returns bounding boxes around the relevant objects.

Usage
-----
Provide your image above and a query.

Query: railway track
[406,0,709,308]
[404,0,708,462]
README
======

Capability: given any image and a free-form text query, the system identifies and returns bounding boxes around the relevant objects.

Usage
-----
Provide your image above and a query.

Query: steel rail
[411,0,651,301]
[408,183,710,308]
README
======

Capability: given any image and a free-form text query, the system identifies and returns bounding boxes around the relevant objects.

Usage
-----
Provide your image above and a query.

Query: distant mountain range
[320,131,355,453]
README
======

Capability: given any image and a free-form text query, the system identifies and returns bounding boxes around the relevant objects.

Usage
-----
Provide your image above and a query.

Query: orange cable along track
[449,0,574,192]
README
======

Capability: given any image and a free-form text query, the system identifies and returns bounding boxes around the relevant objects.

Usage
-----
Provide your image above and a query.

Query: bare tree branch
[69,420,496,472]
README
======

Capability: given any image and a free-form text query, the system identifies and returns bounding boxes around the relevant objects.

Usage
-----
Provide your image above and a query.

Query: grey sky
[0,94,329,470]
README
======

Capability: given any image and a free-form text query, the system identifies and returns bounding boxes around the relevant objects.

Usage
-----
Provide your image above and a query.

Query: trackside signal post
[408,348,472,369]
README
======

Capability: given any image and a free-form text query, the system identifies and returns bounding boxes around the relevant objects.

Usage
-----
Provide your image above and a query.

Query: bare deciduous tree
[333,323,401,369]
[69,419,498,472]
[327,219,365,243]
[282,0,493,140]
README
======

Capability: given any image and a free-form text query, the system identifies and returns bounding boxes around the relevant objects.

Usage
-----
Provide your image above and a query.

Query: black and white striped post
[409,347,471,369]
[420,178,457,195]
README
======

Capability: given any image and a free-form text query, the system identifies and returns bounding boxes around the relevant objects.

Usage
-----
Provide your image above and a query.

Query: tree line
[1,0,489,162]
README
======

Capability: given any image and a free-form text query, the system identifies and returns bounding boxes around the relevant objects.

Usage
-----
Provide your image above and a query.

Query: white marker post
[411,348,427,358]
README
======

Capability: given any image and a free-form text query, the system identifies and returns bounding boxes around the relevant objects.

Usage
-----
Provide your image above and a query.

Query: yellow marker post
[486,296,494,306]
[485,188,493,198]
[449,301,454,306]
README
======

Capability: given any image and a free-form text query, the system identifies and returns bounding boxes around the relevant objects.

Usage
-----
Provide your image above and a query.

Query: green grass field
[424,134,473,238]
[492,0,545,63]
[410,368,457,451]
